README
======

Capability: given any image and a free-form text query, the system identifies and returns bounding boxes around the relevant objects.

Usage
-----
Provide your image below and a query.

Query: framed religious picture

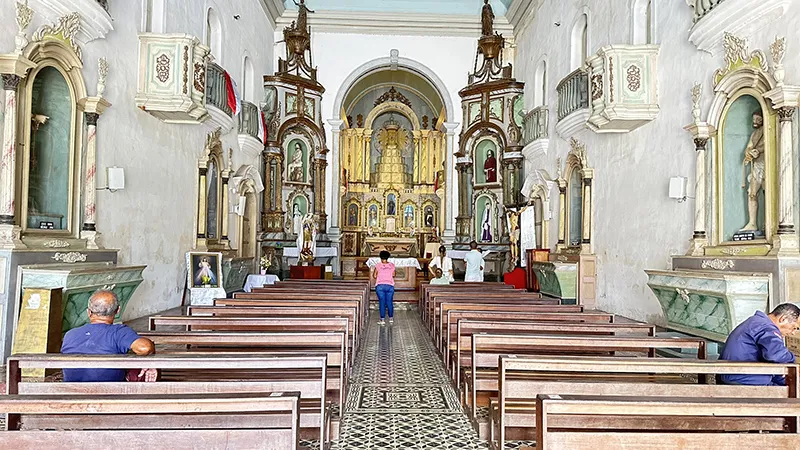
[187,252,223,289]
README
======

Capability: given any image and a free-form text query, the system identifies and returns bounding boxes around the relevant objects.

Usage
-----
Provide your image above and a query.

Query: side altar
[646,35,800,342]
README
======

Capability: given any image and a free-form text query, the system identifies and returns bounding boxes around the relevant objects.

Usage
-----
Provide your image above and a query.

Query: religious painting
[475,139,499,185]
[342,232,357,256]
[286,138,309,184]
[424,205,435,228]
[290,194,309,234]
[26,66,73,231]
[367,203,379,228]
[568,168,583,247]
[403,204,415,228]
[489,98,503,120]
[187,252,223,289]
[512,94,525,127]
[304,98,315,120]
[386,193,397,216]
[476,195,495,243]
[719,94,768,242]
[347,203,360,227]
[285,92,297,115]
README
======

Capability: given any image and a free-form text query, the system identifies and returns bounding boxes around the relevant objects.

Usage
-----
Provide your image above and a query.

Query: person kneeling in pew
[61,290,158,382]
[720,303,800,386]
[430,266,451,286]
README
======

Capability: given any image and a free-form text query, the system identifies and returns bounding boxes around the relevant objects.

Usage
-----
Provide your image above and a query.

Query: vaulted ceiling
[283,0,513,16]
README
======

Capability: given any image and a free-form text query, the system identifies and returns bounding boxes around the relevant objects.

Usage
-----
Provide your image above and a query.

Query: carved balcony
[30,0,113,44]
[204,62,235,132]
[135,33,210,124]
[521,106,549,146]
[687,0,791,54]
[554,68,589,139]
[238,101,264,159]
[586,45,660,133]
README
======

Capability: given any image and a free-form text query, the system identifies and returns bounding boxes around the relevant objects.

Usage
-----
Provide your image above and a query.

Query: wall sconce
[97,167,125,193]
[669,176,687,203]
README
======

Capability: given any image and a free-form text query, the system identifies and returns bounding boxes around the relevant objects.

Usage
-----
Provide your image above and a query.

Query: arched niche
[570,12,589,69]
[344,199,361,228]
[472,135,502,187]
[284,134,312,185]
[364,101,421,131]
[204,6,222,60]
[557,138,594,254]
[286,190,310,234]
[474,190,500,243]
[232,165,263,259]
[196,129,230,250]
[522,169,556,251]
[533,59,548,108]
[631,0,655,45]
[705,41,777,247]
[19,35,87,237]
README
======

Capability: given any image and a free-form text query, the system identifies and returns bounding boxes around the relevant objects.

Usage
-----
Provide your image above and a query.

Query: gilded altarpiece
[647,34,800,342]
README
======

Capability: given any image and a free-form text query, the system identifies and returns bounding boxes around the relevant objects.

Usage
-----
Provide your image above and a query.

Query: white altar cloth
[366,257,422,269]
[243,274,281,292]
[283,247,338,258]
[447,250,494,260]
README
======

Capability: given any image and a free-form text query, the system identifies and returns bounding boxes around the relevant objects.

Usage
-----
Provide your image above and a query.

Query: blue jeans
[375,284,395,319]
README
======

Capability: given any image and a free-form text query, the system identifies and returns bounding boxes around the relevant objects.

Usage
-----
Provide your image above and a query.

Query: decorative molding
[720,247,746,256]
[97,57,108,97]
[701,259,735,270]
[687,0,791,55]
[29,0,114,45]
[32,12,83,61]
[52,252,88,263]
[374,87,412,109]
[676,288,691,304]
[713,32,768,85]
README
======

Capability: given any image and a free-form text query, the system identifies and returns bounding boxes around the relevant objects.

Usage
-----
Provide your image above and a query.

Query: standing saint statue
[740,110,765,232]
[481,0,494,37]
[481,203,493,242]
[484,149,498,183]
[288,142,305,182]
[294,0,314,32]
[298,213,317,264]
[507,210,520,267]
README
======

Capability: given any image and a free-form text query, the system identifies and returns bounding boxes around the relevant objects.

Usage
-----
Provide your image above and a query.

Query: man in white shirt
[464,241,485,282]
[429,245,454,282]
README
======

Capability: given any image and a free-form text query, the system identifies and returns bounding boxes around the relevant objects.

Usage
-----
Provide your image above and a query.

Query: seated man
[61,290,157,382]
[430,266,450,285]
[719,303,800,386]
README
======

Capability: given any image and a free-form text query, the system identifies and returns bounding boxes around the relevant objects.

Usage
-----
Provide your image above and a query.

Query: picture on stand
[187,252,223,288]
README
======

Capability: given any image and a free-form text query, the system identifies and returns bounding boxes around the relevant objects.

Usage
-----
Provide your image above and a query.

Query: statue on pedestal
[740,110,765,233]
[297,213,317,265]
[293,0,314,33]
[481,0,494,37]
[507,210,520,267]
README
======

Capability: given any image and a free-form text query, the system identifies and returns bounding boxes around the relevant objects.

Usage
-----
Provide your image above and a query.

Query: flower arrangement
[259,255,272,274]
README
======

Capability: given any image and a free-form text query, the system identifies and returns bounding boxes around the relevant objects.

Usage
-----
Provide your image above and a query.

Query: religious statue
[484,149,498,183]
[288,142,305,182]
[404,205,414,228]
[424,207,434,228]
[740,109,765,233]
[262,86,278,123]
[292,203,302,234]
[387,194,397,216]
[481,0,494,37]
[507,210,520,267]
[294,0,314,33]
[481,203,493,242]
[297,213,317,264]
[348,204,358,226]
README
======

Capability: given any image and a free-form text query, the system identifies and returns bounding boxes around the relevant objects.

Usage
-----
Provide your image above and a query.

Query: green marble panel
[531,261,577,301]
[223,257,253,294]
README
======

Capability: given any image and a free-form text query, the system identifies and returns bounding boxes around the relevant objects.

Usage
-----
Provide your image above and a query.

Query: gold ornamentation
[701,259,735,270]
[97,57,109,97]
[591,74,603,101]
[691,83,702,121]
[720,247,745,256]
[43,239,70,248]
[15,1,33,52]
[182,46,189,94]
[33,12,82,61]
[770,36,786,66]
[374,87,412,109]
[52,252,88,263]
[714,32,768,85]
[194,62,206,93]
[608,57,614,103]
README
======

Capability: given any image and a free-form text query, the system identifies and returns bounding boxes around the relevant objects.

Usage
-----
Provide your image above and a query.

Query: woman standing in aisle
[372,250,396,325]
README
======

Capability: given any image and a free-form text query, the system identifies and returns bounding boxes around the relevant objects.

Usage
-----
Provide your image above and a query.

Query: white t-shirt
[430,256,454,282]
[464,250,485,282]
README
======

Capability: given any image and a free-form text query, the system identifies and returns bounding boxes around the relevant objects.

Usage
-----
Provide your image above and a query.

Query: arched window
[534,60,547,107]
[205,7,222,59]
[632,0,655,44]
[571,13,588,69]
[142,0,165,33]
[242,56,255,103]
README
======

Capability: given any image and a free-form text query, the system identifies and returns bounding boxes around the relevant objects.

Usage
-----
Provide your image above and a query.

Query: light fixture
[97,167,125,192]
[669,176,687,202]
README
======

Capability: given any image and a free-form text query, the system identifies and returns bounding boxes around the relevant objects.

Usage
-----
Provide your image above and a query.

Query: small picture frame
[186,252,223,289]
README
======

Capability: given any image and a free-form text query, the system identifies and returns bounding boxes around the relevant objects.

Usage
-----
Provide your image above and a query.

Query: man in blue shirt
[719,303,800,386]
[61,290,157,382]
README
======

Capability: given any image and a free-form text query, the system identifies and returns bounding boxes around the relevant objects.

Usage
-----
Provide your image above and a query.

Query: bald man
[61,290,157,382]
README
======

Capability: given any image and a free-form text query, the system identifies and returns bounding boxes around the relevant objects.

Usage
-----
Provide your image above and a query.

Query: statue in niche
[481,0,494,37]
[481,201,493,242]
[484,149,498,183]
[368,205,378,227]
[347,204,359,227]
[740,109,765,233]
[424,206,434,228]
[404,204,414,228]
[288,141,306,183]
[292,203,303,234]
[387,193,397,216]
[262,86,278,123]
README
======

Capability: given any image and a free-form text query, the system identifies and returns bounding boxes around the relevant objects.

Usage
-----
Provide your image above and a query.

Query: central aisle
[333,309,489,450]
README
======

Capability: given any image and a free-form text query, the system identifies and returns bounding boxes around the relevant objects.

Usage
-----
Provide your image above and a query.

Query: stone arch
[364,101,421,131]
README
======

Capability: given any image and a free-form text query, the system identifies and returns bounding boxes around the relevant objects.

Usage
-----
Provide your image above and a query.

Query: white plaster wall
[0,0,274,320]
[297,32,478,233]
[514,0,800,323]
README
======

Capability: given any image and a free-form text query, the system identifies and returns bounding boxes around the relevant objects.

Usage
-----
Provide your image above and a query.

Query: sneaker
[379,319,386,325]
[389,318,394,324]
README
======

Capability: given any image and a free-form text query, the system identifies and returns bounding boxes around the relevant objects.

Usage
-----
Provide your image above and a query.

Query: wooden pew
[424,292,549,328]
[231,293,367,329]
[419,282,514,307]
[466,334,708,421]
[0,392,302,450]
[435,303,588,346]
[534,395,800,450]
[448,319,656,383]
[6,354,328,446]
[421,287,525,324]
[495,356,800,448]
[186,305,361,344]
[140,331,348,413]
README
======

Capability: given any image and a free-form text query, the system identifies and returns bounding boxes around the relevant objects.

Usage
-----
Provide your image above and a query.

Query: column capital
[78,96,112,115]
[443,122,460,135]
[327,119,344,131]
[85,112,100,126]
[1,74,21,90]
[693,137,709,151]
[777,106,795,122]
[684,122,716,141]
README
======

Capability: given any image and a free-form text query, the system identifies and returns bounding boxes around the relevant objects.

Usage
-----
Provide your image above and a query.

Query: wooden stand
[290,265,324,280]
[12,288,63,377]
[526,249,551,292]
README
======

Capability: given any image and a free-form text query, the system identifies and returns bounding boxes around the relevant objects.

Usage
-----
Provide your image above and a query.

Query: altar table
[364,257,420,290]
[243,274,281,292]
